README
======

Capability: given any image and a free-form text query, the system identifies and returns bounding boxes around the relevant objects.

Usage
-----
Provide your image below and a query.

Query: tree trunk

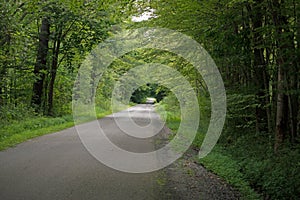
[249,0,268,133]
[272,0,289,151]
[31,17,50,111]
[287,0,299,142]
[274,63,287,151]
[47,26,62,116]
[297,0,300,141]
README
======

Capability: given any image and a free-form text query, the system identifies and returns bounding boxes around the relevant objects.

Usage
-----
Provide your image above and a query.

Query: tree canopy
[0,0,299,198]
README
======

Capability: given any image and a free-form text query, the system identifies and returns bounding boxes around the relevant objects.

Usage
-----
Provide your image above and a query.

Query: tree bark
[31,17,50,111]
[274,63,287,151]
[272,0,289,151]
[47,26,62,116]
[248,0,269,133]
[287,0,299,142]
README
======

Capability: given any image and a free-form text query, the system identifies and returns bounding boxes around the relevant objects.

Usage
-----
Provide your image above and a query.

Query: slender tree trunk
[272,0,289,151]
[249,0,268,133]
[47,26,62,116]
[265,46,273,134]
[274,61,287,151]
[297,0,300,140]
[287,0,299,142]
[31,17,50,111]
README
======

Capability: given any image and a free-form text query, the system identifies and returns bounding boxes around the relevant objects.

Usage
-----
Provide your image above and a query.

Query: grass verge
[155,102,260,200]
[198,147,261,200]
[0,109,111,151]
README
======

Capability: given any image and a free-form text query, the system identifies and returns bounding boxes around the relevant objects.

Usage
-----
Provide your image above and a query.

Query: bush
[199,147,261,200]
[157,91,300,199]
[222,134,300,200]
[0,103,36,123]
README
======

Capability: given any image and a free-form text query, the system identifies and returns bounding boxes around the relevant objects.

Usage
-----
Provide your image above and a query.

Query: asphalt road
[0,105,166,200]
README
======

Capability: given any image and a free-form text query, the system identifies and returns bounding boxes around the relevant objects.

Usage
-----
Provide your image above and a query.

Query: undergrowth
[157,92,300,199]
[199,147,261,200]
[0,103,112,150]
[156,94,263,200]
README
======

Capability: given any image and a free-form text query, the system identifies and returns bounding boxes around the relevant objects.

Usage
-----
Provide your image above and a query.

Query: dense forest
[0,0,299,199]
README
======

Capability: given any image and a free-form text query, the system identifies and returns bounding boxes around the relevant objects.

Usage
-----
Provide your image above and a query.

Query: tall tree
[31,17,50,110]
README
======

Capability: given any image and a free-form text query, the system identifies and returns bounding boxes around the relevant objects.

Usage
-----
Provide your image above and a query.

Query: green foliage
[158,94,260,199]
[1,0,299,199]
[0,97,114,150]
[0,115,74,150]
[199,147,261,200]
[0,103,36,122]
[258,151,300,199]
[130,84,169,104]
[143,0,299,198]
[158,91,299,199]
[226,135,300,200]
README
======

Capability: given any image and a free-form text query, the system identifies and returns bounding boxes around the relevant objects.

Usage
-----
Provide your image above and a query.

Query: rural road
[0,105,166,200]
[0,104,239,200]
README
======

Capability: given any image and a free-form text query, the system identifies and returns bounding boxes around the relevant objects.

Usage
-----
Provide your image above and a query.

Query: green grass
[0,118,75,151]
[155,101,260,200]
[0,115,73,150]
[156,95,300,199]
[0,107,112,151]
[198,147,261,200]
[0,101,132,151]
[164,117,260,199]
[159,111,299,199]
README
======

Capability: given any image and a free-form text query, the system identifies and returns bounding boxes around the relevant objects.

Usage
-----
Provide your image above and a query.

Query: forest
[0,0,299,199]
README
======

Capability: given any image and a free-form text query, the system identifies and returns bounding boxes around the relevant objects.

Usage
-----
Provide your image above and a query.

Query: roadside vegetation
[1,0,299,199]
[156,92,300,199]
[0,101,112,150]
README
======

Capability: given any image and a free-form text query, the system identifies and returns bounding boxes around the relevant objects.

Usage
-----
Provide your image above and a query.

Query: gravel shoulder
[156,126,241,200]
[158,148,241,200]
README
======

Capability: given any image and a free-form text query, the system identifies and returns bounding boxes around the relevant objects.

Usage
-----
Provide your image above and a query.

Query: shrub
[0,103,36,123]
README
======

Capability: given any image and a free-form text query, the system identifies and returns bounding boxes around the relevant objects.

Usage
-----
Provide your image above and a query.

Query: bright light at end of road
[132,8,157,22]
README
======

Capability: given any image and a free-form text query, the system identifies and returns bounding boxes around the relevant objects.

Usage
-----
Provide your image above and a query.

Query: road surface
[0,105,166,200]
[0,105,240,200]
